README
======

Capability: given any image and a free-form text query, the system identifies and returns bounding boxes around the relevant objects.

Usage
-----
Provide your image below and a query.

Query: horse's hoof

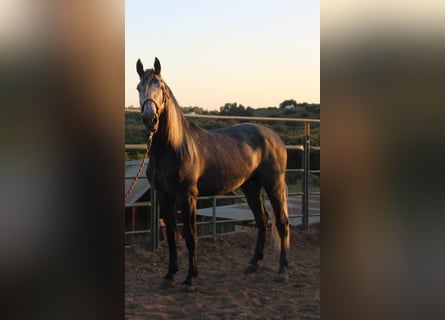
[181,284,196,292]
[274,273,289,283]
[160,278,175,288]
[244,263,259,274]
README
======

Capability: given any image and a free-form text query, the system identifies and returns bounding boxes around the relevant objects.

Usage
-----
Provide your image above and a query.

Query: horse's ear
[154,57,161,75]
[136,59,144,77]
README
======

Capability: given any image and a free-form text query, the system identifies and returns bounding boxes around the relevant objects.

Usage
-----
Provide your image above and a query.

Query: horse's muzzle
[142,113,159,133]
[141,97,160,133]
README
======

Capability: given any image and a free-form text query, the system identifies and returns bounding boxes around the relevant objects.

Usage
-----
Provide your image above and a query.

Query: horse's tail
[271,213,280,250]
[271,184,290,251]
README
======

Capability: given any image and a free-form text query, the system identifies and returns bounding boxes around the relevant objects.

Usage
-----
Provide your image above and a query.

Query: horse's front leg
[159,195,178,285]
[179,189,198,290]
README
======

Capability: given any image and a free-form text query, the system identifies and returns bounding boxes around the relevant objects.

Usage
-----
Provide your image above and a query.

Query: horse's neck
[152,96,189,157]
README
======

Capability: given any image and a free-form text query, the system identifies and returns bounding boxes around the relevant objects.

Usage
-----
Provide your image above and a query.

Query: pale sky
[125,0,319,110]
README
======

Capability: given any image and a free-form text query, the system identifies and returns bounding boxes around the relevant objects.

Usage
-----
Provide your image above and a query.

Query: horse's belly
[197,149,261,196]
[197,174,247,196]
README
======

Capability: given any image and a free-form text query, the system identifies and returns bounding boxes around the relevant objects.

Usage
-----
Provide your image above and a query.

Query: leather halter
[141,97,160,113]
[141,81,169,115]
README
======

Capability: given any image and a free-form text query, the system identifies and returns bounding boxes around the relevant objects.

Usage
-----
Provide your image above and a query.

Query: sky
[125,0,319,110]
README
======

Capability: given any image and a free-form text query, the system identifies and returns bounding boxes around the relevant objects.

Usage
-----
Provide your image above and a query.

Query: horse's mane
[163,84,198,158]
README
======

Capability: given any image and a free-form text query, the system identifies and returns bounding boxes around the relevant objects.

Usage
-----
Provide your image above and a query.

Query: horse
[136,57,290,290]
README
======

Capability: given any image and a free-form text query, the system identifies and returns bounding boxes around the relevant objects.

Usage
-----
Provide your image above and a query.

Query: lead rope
[125,133,153,200]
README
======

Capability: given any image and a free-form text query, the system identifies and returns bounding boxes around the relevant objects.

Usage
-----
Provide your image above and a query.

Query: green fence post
[302,122,311,230]
[212,196,217,240]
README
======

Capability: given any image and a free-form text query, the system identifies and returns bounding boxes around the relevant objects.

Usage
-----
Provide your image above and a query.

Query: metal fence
[125,111,320,250]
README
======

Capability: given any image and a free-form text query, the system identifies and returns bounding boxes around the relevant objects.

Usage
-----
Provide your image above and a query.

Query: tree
[279,99,297,109]
[219,102,253,116]
[181,106,206,114]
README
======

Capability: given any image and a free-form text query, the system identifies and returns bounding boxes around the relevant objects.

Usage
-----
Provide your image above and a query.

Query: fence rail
[125,111,320,250]
[126,107,320,123]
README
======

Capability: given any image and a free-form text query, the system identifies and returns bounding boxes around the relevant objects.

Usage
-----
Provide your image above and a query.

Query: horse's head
[136,57,169,134]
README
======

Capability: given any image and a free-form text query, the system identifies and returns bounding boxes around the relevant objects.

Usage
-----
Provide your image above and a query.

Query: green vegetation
[125,112,145,144]
[125,100,320,165]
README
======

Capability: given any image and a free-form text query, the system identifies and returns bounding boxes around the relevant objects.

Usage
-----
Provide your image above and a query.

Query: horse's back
[209,122,287,171]
[211,123,284,147]
[223,122,284,150]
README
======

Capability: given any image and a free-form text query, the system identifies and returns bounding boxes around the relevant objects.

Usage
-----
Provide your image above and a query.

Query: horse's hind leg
[242,178,268,273]
[263,174,290,281]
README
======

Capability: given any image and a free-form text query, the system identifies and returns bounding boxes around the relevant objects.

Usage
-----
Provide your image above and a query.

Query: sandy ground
[125,224,320,320]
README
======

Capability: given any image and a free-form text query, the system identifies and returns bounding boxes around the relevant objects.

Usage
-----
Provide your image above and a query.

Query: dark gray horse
[136,57,290,289]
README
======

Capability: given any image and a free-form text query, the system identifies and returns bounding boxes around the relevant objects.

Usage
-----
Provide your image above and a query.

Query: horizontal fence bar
[125,179,317,207]
[126,168,310,180]
[286,169,304,173]
[126,192,321,208]
[125,108,141,113]
[286,145,304,151]
[126,188,317,205]
[125,144,148,150]
[194,194,247,201]
[288,192,304,196]
[124,213,320,236]
[125,229,151,235]
[185,114,321,123]
[125,201,150,208]
[125,174,317,207]
[125,108,320,123]
[125,144,312,151]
